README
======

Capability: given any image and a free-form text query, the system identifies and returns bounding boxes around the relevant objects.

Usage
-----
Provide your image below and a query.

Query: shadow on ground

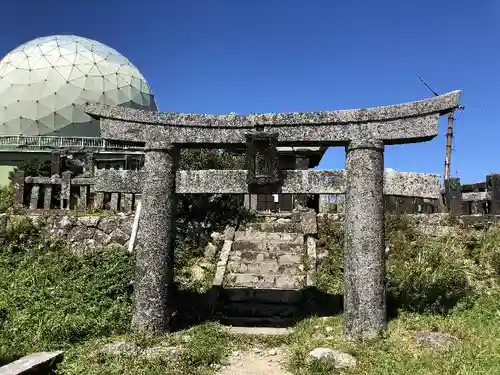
[171,283,469,331]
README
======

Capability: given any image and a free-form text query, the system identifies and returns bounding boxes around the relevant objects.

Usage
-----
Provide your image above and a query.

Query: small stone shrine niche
[245,132,279,193]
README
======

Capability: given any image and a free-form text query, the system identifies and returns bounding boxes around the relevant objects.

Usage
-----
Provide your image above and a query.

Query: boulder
[413,331,459,349]
[307,347,357,369]
[203,242,218,260]
[101,341,138,356]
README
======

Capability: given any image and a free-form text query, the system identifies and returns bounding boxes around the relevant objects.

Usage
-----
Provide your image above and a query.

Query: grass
[57,322,231,375]
[1,214,500,374]
[287,293,500,375]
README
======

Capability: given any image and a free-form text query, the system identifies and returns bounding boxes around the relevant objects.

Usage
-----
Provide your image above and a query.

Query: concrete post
[487,174,500,215]
[445,178,462,215]
[344,139,386,340]
[131,144,179,334]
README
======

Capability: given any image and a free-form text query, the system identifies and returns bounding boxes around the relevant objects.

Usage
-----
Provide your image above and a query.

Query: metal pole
[444,110,455,181]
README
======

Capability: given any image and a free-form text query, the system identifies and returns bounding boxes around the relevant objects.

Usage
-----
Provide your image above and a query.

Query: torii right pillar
[344,139,386,340]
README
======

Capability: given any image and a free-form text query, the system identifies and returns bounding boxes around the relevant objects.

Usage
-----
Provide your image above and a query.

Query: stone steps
[221,316,298,328]
[219,221,307,327]
[223,288,304,304]
[240,221,297,233]
[229,251,302,263]
[221,302,300,318]
[223,273,304,289]
[226,260,300,275]
[233,231,304,244]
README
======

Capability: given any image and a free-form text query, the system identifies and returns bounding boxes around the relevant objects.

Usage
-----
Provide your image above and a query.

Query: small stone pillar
[318,195,329,213]
[444,178,462,215]
[344,139,386,340]
[43,185,52,209]
[487,174,500,215]
[109,193,119,211]
[13,170,25,209]
[29,184,40,209]
[51,155,62,176]
[93,192,104,210]
[60,171,71,209]
[294,156,309,210]
[78,186,88,210]
[131,143,179,333]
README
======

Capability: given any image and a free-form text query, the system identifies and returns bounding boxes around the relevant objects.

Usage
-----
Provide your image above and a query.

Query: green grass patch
[287,293,500,375]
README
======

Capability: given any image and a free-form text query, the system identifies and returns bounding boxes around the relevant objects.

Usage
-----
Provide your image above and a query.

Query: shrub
[316,214,500,314]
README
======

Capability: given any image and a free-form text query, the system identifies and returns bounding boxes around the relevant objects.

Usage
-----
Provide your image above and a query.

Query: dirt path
[217,347,292,375]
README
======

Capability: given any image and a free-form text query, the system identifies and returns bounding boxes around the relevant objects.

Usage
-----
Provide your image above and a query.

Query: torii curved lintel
[84,90,461,145]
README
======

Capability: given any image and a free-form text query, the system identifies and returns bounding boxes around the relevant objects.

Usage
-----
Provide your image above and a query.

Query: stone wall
[0,213,135,253]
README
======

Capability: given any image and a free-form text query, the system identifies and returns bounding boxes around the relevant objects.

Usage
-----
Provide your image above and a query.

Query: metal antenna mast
[416,74,463,182]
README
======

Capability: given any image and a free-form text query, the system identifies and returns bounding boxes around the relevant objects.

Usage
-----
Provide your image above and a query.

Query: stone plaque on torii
[85,90,461,340]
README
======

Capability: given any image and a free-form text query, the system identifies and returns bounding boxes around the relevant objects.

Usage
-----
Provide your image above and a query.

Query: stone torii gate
[85,90,461,340]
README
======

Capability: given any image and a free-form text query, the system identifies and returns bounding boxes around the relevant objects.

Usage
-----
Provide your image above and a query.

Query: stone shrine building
[244,146,326,212]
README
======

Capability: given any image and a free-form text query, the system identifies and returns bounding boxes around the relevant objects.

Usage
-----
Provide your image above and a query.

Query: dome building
[0,35,156,184]
[0,35,156,137]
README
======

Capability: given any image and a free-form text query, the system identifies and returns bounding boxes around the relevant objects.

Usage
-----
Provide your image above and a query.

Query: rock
[109,228,130,245]
[97,217,121,234]
[224,226,236,240]
[77,216,101,227]
[307,348,357,369]
[191,265,206,282]
[101,341,138,356]
[413,331,459,349]
[203,242,218,260]
[56,216,75,230]
[68,226,95,243]
[316,250,329,262]
[211,232,223,242]
[141,345,181,359]
[30,215,46,229]
[267,349,277,356]
[301,211,317,234]
[94,231,112,247]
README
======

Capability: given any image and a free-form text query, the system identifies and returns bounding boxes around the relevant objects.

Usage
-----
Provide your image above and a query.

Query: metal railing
[0,136,144,152]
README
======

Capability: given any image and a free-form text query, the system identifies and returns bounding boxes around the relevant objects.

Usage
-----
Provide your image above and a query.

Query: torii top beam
[84,91,461,146]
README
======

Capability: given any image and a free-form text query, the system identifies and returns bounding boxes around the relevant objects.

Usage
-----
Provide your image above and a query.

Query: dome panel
[0,34,156,137]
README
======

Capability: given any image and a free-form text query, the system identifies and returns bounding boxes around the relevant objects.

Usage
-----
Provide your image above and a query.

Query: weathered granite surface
[95,169,145,193]
[85,91,460,126]
[95,169,440,198]
[84,91,461,144]
[0,351,63,375]
[131,145,179,333]
[344,139,386,340]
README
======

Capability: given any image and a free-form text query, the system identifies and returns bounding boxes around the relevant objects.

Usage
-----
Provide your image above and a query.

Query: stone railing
[12,168,444,215]
[443,174,500,215]
[13,170,140,213]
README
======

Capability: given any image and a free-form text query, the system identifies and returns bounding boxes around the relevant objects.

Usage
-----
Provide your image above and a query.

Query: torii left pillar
[131,143,179,333]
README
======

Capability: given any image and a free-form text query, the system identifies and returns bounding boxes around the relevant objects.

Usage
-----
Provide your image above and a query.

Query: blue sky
[1,0,498,183]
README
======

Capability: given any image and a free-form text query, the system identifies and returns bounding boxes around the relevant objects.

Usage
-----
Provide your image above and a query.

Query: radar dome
[0,35,156,137]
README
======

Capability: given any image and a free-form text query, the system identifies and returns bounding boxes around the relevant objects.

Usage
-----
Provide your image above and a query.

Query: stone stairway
[219,216,309,327]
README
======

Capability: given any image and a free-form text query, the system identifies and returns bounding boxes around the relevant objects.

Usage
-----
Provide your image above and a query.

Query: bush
[0,185,12,213]
[0,218,134,357]
[316,214,500,314]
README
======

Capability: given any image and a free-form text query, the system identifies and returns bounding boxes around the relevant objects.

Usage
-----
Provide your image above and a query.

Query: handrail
[0,135,144,152]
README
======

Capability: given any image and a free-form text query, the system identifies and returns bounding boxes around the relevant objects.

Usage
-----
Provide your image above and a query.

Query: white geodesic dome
[0,35,157,137]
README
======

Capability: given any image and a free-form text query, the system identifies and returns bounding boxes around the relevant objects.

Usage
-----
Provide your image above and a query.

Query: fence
[444,174,500,216]
[318,193,440,214]
[13,167,500,216]
[13,170,141,213]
